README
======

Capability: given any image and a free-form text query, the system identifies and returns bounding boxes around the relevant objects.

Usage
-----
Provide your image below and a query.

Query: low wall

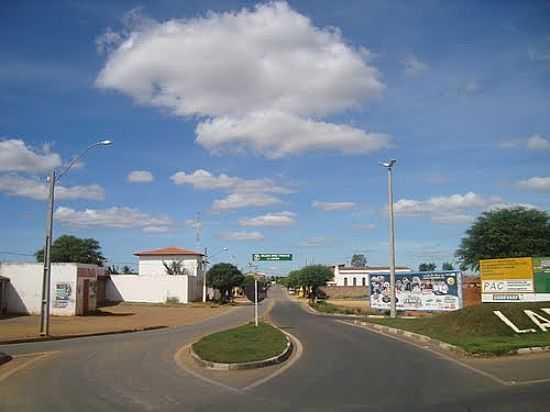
[106,274,192,304]
[463,278,481,307]
[320,286,370,300]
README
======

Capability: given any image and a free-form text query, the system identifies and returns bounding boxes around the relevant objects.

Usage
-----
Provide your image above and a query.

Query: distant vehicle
[288,288,296,295]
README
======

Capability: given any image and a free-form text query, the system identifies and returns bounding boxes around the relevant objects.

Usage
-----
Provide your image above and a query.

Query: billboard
[534,257,550,293]
[369,271,463,312]
[480,257,535,294]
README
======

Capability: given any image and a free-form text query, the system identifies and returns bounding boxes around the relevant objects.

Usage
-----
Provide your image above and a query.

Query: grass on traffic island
[310,300,373,316]
[368,302,550,355]
[192,322,287,363]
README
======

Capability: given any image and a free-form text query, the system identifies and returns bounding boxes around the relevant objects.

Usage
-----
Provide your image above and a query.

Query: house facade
[331,265,412,287]
[134,247,204,277]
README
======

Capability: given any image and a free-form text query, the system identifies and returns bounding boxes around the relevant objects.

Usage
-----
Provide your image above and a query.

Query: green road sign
[252,253,293,261]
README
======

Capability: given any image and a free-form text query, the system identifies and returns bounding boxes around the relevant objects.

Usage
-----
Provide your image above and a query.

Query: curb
[512,346,550,356]
[347,320,466,355]
[300,300,366,319]
[0,325,168,345]
[0,352,12,366]
[191,335,293,371]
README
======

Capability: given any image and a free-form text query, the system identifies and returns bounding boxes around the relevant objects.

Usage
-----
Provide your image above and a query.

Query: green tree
[206,263,244,303]
[418,262,437,272]
[350,254,367,267]
[122,265,132,274]
[35,235,106,266]
[456,207,550,271]
[300,265,333,301]
[441,262,454,271]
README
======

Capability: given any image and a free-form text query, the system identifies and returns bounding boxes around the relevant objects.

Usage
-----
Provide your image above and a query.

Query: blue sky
[1,0,549,274]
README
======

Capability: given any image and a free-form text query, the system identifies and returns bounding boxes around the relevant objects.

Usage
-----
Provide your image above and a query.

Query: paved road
[1,287,550,411]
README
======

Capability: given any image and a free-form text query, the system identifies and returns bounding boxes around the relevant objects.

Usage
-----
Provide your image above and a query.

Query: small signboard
[252,253,293,261]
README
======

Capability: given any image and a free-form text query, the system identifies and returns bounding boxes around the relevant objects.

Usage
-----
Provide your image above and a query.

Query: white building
[331,265,412,287]
[106,247,204,304]
[0,262,103,316]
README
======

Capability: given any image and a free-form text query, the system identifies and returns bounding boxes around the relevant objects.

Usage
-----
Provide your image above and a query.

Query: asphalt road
[1,287,550,411]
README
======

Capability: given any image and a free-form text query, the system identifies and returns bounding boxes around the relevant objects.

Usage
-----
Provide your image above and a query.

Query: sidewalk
[0,302,234,343]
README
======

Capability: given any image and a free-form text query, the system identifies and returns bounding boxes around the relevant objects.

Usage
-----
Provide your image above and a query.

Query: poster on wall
[54,282,72,308]
[480,257,534,294]
[534,257,550,293]
[369,271,462,312]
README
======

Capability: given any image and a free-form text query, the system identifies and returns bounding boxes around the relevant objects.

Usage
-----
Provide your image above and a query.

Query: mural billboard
[369,271,463,312]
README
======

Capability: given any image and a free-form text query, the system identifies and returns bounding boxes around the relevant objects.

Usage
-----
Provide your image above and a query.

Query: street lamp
[379,159,397,319]
[203,247,228,302]
[40,139,113,336]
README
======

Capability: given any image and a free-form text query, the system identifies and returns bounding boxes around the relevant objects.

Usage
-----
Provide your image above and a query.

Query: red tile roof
[134,246,204,257]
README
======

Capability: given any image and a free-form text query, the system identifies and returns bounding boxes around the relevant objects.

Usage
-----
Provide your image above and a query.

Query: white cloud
[312,200,356,211]
[402,54,429,76]
[219,231,264,241]
[96,2,390,157]
[527,135,550,151]
[212,192,280,211]
[171,169,292,211]
[54,206,172,231]
[128,170,154,183]
[517,176,550,192]
[142,225,171,233]
[299,236,329,247]
[394,192,504,225]
[0,139,62,172]
[240,211,296,226]
[0,174,105,200]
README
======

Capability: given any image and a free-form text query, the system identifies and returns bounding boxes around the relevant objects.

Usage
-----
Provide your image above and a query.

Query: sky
[1,0,549,275]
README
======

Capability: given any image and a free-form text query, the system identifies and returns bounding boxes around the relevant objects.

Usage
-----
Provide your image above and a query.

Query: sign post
[252,253,293,262]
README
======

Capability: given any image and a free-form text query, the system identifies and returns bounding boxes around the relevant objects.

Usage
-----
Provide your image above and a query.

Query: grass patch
[369,302,550,355]
[192,322,287,363]
[310,301,371,315]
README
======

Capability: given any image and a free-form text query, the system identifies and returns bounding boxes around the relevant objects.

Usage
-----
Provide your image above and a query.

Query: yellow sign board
[480,257,534,280]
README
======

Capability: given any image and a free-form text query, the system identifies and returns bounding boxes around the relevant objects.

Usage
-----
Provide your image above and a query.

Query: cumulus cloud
[219,231,264,241]
[96,2,390,157]
[517,176,550,192]
[394,192,503,224]
[0,139,62,172]
[527,135,550,151]
[402,54,429,76]
[54,206,172,231]
[128,170,154,183]
[312,200,356,211]
[240,211,296,226]
[171,169,292,211]
[0,174,105,200]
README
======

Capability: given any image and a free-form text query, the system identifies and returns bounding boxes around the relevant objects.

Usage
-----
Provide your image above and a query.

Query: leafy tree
[284,265,332,301]
[163,259,188,275]
[418,262,437,272]
[456,207,550,271]
[35,235,105,266]
[107,265,119,274]
[441,262,455,271]
[122,265,132,274]
[351,254,367,267]
[206,263,244,303]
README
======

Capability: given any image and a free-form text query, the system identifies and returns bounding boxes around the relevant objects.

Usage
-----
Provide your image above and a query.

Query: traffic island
[363,302,550,356]
[191,322,292,370]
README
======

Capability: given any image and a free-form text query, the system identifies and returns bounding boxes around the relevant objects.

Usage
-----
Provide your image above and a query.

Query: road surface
[1,287,550,411]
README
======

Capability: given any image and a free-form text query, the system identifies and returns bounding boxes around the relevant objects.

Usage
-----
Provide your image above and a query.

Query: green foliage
[441,262,454,271]
[418,262,437,272]
[206,262,244,303]
[35,235,106,266]
[107,265,119,274]
[350,254,367,267]
[285,265,333,301]
[163,259,188,275]
[192,322,287,363]
[456,207,550,271]
[122,265,132,274]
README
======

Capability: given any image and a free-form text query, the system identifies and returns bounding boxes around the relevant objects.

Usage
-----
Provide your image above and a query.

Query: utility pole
[254,278,258,327]
[380,159,397,319]
[202,247,208,303]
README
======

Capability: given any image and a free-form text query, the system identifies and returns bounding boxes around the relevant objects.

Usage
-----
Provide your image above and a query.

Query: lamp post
[379,159,397,319]
[203,247,228,302]
[40,140,112,336]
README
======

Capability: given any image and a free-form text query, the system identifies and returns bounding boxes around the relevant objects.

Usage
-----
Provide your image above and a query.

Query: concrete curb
[0,325,168,345]
[513,346,550,355]
[191,335,293,371]
[298,299,366,319]
[0,352,13,366]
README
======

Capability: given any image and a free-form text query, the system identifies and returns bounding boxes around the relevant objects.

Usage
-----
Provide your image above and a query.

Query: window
[362,277,366,286]
[353,277,357,287]
[344,277,348,286]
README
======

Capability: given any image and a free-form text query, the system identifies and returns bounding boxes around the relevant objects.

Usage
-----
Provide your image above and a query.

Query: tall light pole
[40,139,112,336]
[203,247,228,302]
[380,159,397,319]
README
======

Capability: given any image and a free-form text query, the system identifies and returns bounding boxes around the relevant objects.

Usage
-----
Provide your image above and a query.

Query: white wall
[138,255,202,277]
[333,267,412,287]
[106,274,198,304]
[0,263,78,315]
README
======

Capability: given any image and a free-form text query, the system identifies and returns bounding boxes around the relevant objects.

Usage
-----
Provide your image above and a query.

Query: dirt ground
[0,302,236,343]
[326,299,370,309]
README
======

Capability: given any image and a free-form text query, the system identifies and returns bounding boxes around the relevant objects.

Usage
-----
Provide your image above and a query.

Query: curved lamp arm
[56,139,112,181]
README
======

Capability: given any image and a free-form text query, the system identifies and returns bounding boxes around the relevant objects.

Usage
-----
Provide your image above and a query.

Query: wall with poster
[369,271,463,312]
[480,257,550,303]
